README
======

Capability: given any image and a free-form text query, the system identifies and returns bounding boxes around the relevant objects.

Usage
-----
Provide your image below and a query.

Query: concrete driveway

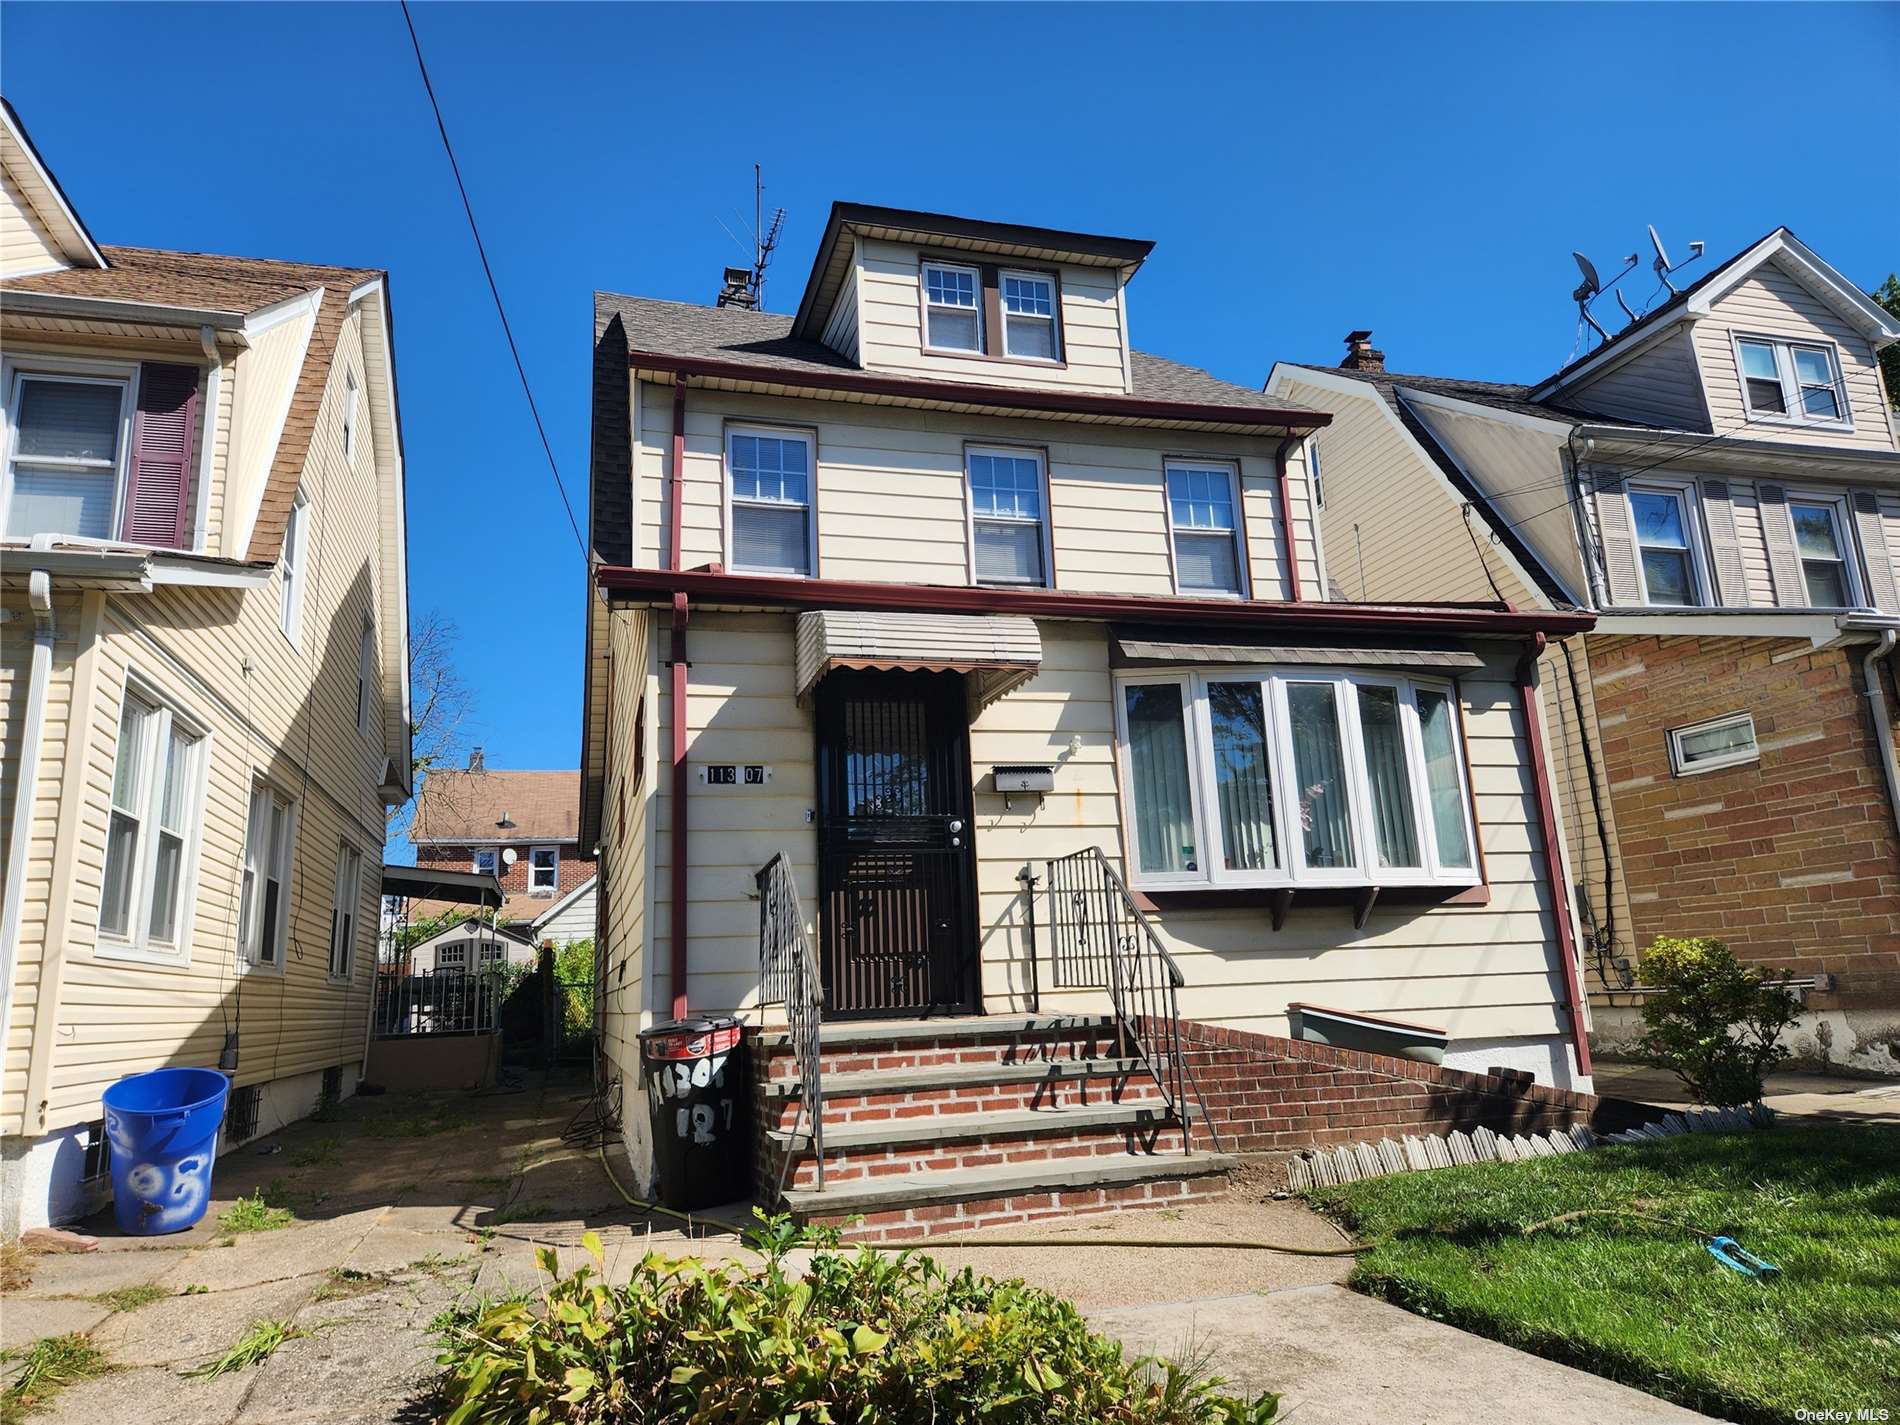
[1592,1059,1900,1125]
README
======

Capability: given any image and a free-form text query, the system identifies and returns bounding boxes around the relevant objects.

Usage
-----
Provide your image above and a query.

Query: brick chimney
[467,746,485,773]
[1340,329,1385,373]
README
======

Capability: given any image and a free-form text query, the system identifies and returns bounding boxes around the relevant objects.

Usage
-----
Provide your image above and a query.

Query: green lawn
[1309,1123,1900,1424]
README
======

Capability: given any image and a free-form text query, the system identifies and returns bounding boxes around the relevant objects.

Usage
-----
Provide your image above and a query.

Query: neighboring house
[1268,227,1900,1076]
[581,201,1600,1233]
[408,756,597,941]
[0,102,411,1231]
[405,918,536,975]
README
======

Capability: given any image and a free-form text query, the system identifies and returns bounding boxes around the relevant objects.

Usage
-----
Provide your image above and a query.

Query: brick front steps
[751,1014,1233,1240]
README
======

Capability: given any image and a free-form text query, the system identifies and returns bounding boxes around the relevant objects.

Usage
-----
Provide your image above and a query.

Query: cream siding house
[1268,227,1900,1076]
[0,102,412,1231]
[582,204,1600,1233]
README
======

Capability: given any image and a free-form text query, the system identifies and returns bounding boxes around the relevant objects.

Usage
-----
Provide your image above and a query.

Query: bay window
[1115,667,1479,890]
[99,683,206,955]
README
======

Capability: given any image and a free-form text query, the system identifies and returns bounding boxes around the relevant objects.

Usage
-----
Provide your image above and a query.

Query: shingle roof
[412,769,582,845]
[1290,364,1657,430]
[5,245,381,565]
[596,293,1319,415]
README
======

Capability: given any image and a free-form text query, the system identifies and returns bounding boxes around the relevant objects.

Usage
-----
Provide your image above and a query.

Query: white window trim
[1730,332,1853,432]
[328,840,364,981]
[1785,492,1863,609]
[1162,458,1250,599]
[356,620,376,737]
[998,268,1061,363]
[1,354,140,546]
[471,848,499,876]
[722,424,817,577]
[238,779,297,975]
[94,670,211,965]
[1667,711,1760,777]
[1626,481,1712,608]
[1114,666,1481,893]
[963,444,1054,589]
[341,369,359,464]
[528,844,559,891]
[921,260,983,355]
[279,488,310,646]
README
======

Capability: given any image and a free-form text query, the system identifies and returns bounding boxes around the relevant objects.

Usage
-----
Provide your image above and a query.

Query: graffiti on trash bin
[109,1111,213,1230]
[653,1051,735,1144]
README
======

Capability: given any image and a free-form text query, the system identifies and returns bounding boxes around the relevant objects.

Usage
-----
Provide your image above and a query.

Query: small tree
[1634,936,1798,1106]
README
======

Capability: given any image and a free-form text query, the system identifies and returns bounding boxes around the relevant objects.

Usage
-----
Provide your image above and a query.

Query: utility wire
[400,0,587,564]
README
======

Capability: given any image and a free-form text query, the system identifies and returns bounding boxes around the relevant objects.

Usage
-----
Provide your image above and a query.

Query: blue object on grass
[101,1067,230,1235]
[1705,1235,1781,1279]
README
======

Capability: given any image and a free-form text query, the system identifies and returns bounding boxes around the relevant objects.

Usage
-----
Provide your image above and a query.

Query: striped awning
[796,610,1042,706]
[1113,638,1485,672]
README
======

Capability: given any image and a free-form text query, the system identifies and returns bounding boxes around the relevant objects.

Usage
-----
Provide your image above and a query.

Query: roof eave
[0,289,251,337]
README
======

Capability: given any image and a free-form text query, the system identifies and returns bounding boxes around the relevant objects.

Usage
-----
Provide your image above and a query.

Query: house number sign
[697,764,772,786]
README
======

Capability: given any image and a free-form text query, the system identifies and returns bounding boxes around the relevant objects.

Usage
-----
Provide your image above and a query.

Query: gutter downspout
[1862,630,1900,856]
[0,541,57,1062]
[1516,634,1594,1082]
[667,373,691,1020]
[1274,436,1302,601]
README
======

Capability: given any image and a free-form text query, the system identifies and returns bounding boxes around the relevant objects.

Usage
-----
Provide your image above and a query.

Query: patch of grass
[489,1202,554,1225]
[91,1283,168,1314]
[0,1243,31,1294]
[181,1319,307,1380]
[288,1136,339,1168]
[216,1190,293,1236]
[312,1268,384,1303]
[362,1100,468,1140]
[406,1253,468,1275]
[3,1333,108,1418]
[1310,1122,1900,1424]
[179,1285,209,1296]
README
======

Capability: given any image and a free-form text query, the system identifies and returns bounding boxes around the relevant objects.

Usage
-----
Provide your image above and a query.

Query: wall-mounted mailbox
[993,764,1055,810]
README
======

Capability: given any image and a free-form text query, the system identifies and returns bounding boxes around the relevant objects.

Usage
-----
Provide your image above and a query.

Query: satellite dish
[501,848,518,867]
[1571,251,1601,301]
[1649,224,1679,293]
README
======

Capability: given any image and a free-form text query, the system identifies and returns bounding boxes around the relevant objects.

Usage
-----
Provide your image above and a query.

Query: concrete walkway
[1593,1059,1900,1124]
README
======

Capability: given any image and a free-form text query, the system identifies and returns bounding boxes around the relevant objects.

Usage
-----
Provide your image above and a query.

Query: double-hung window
[99,684,206,955]
[239,783,295,968]
[356,621,376,735]
[1788,497,1857,608]
[1116,668,1478,892]
[967,447,1047,586]
[1000,271,1058,361]
[280,490,310,644]
[1628,486,1702,606]
[529,846,558,891]
[4,368,131,541]
[472,848,498,876]
[1166,461,1246,597]
[329,842,363,979]
[922,262,982,353]
[1736,337,1848,426]
[726,427,813,575]
[342,369,359,463]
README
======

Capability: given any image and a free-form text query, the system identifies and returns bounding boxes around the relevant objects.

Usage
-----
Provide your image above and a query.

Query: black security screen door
[816,671,979,1018]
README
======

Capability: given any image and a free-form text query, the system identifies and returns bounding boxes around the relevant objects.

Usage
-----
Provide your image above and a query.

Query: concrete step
[756,1013,1119,1054]
[769,1100,1180,1153]
[781,1149,1234,1221]
[763,1055,1151,1103]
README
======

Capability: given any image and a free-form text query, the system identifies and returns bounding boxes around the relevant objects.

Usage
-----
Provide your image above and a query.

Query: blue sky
[6,2,1895,803]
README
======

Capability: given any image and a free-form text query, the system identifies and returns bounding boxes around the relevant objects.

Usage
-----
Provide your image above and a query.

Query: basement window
[1668,712,1759,777]
[227,1084,261,1145]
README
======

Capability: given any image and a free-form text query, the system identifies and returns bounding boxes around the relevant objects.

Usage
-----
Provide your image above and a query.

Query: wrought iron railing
[757,853,826,1192]
[1046,846,1215,1155]
[372,968,502,1038]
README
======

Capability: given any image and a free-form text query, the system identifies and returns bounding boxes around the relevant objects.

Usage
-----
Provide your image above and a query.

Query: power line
[400,0,587,564]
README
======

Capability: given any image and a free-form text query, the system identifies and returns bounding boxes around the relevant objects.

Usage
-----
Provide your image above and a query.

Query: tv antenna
[1647,223,1706,296]
[716,164,787,310]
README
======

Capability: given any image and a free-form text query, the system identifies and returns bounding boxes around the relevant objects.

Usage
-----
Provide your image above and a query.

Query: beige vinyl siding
[535,880,597,944]
[1693,259,1897,452]
[1,162,65,277]
[598,605,653,1095]
[225,295,319,558]
[1562,327,1710,431]
[13,311,391,1136]
[855,238,1129,395]
[1882,493,1900,599]
[633,384,1310,599]
[819,251,860,364]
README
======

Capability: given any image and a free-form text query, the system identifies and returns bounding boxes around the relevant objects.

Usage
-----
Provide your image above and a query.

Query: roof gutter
[0,289,250,340]
[1275,436,1302,601]
[627,350,1330,433]
[1859,630,1900,860]
[596,566,1596,638]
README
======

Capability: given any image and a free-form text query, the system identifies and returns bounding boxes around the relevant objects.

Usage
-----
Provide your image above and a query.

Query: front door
[815,671,978,1018]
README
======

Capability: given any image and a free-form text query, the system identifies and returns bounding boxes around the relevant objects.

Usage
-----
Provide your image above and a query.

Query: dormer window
[922,262,982,352]
[1735,336,1847,426]
[1001,272,1058,361]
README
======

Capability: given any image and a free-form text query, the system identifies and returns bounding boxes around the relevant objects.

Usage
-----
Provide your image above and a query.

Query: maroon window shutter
[121,362,200,547]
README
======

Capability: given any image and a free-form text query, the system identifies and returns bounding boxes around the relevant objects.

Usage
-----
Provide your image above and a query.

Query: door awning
[796,609,1042,706]
[1112,637,1486,672]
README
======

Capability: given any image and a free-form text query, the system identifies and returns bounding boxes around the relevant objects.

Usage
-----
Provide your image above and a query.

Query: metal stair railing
[756,852,826,1192]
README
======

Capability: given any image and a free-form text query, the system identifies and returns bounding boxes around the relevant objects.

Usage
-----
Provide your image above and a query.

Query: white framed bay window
[1114,666,1478,891]
[98,679,209,959]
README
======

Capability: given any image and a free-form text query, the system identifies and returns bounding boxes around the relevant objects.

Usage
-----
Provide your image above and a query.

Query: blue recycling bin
[101,1067,230,1234]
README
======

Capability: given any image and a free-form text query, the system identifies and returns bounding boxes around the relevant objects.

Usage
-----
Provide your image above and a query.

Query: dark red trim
[1274,436,1301,601]
[668,376,690,1019]
[596,565,1597,637]
[628,350,1331,433]
[1516,635,1594,1078]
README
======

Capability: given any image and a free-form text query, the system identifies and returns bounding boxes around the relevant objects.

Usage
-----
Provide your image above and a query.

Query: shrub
[434,1216,1277,1424]
[1634,936,1798,1106]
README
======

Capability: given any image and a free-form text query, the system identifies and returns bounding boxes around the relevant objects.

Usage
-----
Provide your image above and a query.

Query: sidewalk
[1593,1059,1900,1124]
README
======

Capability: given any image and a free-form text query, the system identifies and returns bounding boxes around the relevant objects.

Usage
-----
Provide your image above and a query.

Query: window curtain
[1208,681,1276,870]
[1416,689,1473,869]
[1125,684,1197,874]
[1287,683,1354,869]
[1356,685,1420,868]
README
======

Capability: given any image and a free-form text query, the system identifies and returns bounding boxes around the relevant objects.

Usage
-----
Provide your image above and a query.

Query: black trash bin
[639,1016,750,1211]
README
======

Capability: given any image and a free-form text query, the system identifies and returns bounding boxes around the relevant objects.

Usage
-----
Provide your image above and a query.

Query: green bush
[434,1215,1277,1424]
[1634,936,1798,1106]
